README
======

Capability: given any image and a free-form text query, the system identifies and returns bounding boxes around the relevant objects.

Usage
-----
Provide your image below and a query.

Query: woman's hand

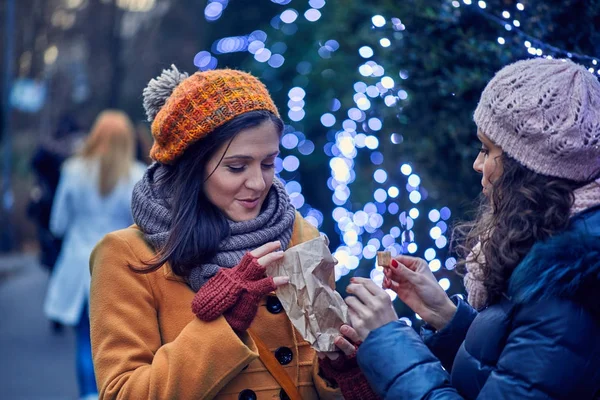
[317,324,362,360]
[251,241,289,287]
[192,240,290,332]
[317,325,381,400]
[383,255,456,330]
[345,278,398,341]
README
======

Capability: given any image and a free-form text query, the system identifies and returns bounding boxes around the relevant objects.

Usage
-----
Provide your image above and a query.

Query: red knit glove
[191,252,276,332]
[318,346,380,400]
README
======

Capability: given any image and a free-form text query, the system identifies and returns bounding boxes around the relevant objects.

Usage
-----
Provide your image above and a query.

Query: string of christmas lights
[452,0,600,73]
[318,15,455,303]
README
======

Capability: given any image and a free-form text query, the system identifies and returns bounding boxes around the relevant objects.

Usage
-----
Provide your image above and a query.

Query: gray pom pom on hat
[142,64,189,122]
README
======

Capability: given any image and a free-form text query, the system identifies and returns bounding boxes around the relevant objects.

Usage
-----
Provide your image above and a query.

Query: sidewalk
[0,253,35,280]
[0,253,78,399]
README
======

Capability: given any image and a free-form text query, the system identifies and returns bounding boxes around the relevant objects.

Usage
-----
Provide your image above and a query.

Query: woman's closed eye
[227,165,246,173]
[227,163,275,173]
[479,147,490,156]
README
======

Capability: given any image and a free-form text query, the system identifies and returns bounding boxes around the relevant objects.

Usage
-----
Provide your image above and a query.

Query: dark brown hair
[453,154,580,306]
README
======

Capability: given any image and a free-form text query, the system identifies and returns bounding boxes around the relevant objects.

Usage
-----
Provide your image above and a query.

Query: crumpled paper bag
[267,236,349,352]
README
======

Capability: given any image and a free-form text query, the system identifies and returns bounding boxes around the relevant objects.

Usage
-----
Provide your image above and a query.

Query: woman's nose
[245,168,266,191]
[473,153,484,174]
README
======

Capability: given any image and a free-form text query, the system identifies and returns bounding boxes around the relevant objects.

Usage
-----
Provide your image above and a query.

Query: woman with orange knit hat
[89,66,378,400]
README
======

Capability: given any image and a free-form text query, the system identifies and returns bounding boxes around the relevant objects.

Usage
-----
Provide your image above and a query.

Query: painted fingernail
[350,277,356,282]
[391,259,399,268]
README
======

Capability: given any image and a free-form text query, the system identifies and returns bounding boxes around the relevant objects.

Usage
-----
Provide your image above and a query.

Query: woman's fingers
[340,324,362,344]
[318,351,341,360]
[345,295,369,316]
[257,250,284,267]
[346,307,369,342]
[251,240,281,259]
[393,255,422,271]
[351,277,385,295]
[346,282,380,308]
[334,336,356,356]
[386,259,418,284]
[383,275,400,292]
[383,276,391,289]
[272,276,290,287]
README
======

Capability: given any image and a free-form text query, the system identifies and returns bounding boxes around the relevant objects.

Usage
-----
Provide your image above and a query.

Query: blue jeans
[76,304,97,397]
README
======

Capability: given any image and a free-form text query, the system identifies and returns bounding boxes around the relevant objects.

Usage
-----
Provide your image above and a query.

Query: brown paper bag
[268,236,349,352]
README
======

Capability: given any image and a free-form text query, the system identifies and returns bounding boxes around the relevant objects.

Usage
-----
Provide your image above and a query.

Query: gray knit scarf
[131,162,296,292]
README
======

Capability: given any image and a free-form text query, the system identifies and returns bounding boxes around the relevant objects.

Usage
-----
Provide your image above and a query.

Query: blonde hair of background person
[44,109,146,400]
[79,110,136,196]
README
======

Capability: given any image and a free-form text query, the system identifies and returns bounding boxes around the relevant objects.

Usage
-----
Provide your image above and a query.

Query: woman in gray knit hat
[336,58,600,399]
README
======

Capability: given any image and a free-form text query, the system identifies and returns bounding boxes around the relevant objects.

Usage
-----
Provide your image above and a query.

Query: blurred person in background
[27,114,84,273]
[27,113,85,334]
[43,110,146,400]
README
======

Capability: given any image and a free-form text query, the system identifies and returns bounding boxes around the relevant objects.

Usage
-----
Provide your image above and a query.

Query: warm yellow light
[44,46,59,65]
[51,10,65,27]
[117,0,156,12]
[64,0,84,9]
[52,10,76,29]
[62,13,76,29]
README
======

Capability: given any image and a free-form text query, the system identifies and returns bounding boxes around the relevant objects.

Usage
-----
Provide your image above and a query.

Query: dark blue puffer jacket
[357,207,600,399]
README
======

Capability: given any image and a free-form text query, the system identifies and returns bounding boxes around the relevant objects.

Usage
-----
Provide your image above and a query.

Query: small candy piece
[377,251,392,268]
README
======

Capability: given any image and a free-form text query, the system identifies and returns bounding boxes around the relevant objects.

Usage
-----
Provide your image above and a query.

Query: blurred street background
[0,0,598,398]
[1,253,78,399]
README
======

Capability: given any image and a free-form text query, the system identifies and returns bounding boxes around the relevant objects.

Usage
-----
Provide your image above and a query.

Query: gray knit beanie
[474,58,600,182]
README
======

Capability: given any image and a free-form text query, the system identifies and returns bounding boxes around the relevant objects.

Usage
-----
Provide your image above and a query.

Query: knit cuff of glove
[318,353,379,400]
[224,281,275,332]
[319,352,359,377]
[191,269,244,321]
[191,253,265,320]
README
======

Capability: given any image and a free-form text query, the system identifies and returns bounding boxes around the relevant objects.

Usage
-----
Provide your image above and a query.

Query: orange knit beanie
[142,65,280,164]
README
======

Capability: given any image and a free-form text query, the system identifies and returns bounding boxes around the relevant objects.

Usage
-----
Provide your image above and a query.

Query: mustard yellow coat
[89,213,343,400]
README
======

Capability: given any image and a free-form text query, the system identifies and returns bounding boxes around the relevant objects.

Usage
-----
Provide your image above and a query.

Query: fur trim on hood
[508,207,600,319]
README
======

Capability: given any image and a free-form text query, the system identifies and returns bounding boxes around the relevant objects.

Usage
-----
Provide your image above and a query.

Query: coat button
[238,389,257,400]
[266,295,284,314]
[274,347,293,365]
[280,389,291,400]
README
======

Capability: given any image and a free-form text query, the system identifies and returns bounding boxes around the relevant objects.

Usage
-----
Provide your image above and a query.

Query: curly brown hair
[454,154,580,306]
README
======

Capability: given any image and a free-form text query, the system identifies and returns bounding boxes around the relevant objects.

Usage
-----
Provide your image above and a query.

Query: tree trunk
[107,0,123,108]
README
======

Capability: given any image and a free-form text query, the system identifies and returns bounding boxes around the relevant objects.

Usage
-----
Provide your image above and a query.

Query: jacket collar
[508,207,600,317]
[130,225,186,283]
[163,265,186,282]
